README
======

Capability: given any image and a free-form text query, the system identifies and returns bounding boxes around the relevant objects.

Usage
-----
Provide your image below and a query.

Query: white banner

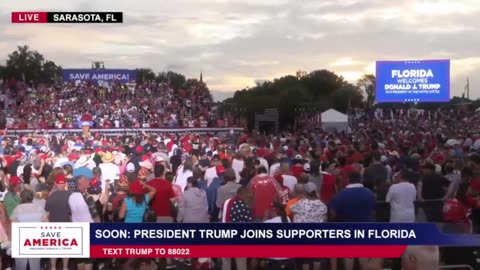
[12,222,90,258]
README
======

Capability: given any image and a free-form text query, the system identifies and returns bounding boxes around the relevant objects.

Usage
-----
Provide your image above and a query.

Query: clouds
[0,0,479,101]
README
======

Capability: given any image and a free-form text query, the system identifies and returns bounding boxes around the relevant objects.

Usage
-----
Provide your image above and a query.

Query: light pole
[91,61,105,70]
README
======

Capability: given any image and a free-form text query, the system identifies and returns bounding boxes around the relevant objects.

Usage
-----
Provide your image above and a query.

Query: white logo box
[12,222,90,258]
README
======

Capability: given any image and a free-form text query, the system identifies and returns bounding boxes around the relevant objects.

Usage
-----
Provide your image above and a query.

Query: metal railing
[439,265,474,270]
[3,127,244,137]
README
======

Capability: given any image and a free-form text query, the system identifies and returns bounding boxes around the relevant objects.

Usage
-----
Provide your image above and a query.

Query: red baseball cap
[9,176,21,186]
[55,174,66,185]
[216,165,225,176]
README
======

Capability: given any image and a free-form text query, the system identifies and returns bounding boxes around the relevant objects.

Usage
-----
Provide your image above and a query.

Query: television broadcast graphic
[11,223,90,258]
[375,60,450,103]
[1,0,480,269]
[11,12,123,23]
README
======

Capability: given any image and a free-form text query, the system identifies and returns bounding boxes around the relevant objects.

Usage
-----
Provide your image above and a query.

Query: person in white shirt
[53,156,69,169]
[279,162,297,192]
[68,176,98,270]
[269,161,280,177]
[254,148,269,174]
[205,155,221,187]
[176,158,194,192]
[10,189,46,270]
[264,202,294,270]
[69,191,93,222]
[290,182,327,223]
[231,153,244,182]
[290,182,326,270]
[98,152,120,189]
[386,168,417,223]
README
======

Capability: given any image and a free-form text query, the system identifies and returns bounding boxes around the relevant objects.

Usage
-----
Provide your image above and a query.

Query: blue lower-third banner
[11,223,480,258]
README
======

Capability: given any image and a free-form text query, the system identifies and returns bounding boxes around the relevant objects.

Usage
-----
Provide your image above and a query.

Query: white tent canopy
[321,109,348,123]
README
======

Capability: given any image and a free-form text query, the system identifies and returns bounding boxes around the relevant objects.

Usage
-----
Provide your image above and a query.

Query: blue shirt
[207,176,224,216]
[73,167,93,180]
[124,195,150,223]
[330,184,375,222]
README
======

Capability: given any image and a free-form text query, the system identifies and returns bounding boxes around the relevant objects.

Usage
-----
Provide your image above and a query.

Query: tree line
[225,70,377,129]
[1,45,478,130]
[226,71,480,130]
[0,45,200,92]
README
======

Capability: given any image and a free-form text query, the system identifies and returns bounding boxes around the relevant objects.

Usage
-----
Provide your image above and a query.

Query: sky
[0,0,479,101]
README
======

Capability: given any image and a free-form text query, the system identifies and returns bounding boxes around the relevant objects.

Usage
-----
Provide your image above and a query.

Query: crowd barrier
[439,265,474,270]
[4,127,244,137]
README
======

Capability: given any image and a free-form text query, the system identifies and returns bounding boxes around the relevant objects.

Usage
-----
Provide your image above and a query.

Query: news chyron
[12,12,123,23]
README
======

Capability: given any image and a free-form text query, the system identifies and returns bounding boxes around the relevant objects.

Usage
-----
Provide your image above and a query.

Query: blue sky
[0,0,479,101]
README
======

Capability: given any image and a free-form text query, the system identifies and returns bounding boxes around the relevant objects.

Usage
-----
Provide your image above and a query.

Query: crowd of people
[0,75,479,269]
[0,104,477,270]
[0,79,247,130]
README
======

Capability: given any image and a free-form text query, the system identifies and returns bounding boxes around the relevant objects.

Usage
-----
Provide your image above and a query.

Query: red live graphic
[11,12,48,23]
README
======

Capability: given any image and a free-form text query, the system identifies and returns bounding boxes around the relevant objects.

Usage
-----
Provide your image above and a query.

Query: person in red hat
[80,112,93,139]
[118,179,156,223]
[44,173,72,269]
[3,176,21,217]
[204,165,226,222]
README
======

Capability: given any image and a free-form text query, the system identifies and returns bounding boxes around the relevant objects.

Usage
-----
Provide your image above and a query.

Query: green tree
[357,74,376,109]
[302,70,344,99]
[154,71,186,90]
[228,69,365,129]
[0,65,5,81]
[135,68,156,84]
[6,45,33,81]
[41,60,62,84]
[4,45,61,84]
[330,83,364,112]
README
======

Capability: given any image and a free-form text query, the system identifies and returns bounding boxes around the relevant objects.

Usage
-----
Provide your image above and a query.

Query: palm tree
[29,51,45,82]
[42,61,61,84]
[6,45,33,81]
[357,74,376,109]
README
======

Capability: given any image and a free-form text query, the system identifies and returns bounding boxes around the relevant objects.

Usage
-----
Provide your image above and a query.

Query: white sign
[12,222,90,258]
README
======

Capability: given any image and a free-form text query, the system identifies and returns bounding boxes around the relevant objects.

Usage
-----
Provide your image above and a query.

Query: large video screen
[375,60,450,103]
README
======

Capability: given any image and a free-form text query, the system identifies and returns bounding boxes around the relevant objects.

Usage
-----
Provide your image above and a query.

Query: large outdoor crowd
[0,77,478,270]
[0,79,245,130]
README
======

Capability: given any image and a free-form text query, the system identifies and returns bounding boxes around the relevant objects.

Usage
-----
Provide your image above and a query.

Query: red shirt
[147,178,175,217]
[4,156,15,168]
[432,152,446,165]
[111,193,127,209]
[320,172,336,203]
[340,165,354,188]
[347,152,363,164]
[291,165,304,180]
[249,174,279,219]
[467,179,480,208]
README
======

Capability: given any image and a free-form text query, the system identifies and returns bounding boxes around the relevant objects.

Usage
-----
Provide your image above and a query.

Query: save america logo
[12,223,90,258]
